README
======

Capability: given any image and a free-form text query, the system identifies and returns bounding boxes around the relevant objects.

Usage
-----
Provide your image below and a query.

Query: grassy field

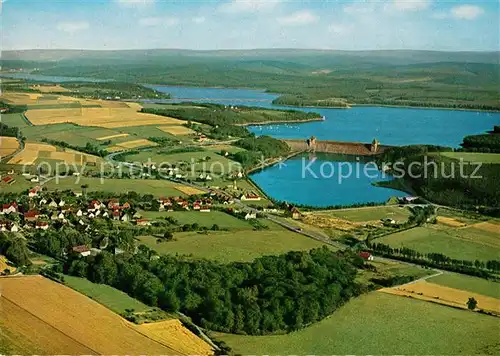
[126,149,241,175]
[63,275,151,314]
[140,210,254,230]
[137,228,325,262]
[440,152,500,164]
[321,206,411,223]
[0,176,192,197]
[377,225,500,261]
[1,113,30,128]
[216,292,500,355]
[428,272,500,299]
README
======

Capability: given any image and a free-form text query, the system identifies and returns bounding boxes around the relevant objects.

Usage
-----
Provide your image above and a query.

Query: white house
[58,200,66,207]
[36,221,49,230]
[72,245,91,257]
[240,193,261,201]
[57,212,65,220]
[76,210,83,217]
[10,224,19,232]
[39,198,48,206]
[244,212,257,220]
[48,200,58,208]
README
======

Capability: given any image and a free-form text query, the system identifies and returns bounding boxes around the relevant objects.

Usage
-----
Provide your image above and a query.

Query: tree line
[41,138,109,157]
[367,241,500,279]
[65,247,365,335]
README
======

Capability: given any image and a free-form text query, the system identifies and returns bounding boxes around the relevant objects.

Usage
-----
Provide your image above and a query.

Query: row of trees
[367,241,500,278]
[460,132,500,153]
[65,247,364,335]
[41,138,109,157]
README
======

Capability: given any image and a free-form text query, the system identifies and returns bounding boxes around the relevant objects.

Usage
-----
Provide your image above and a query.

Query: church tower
[371,138,379,153]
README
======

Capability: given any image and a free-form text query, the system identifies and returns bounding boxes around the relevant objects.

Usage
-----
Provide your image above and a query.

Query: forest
[64,247,365,335]
[232,136,291,167]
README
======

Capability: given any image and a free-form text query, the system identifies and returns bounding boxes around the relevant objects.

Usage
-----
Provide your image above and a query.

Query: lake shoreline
[238,117,325,126]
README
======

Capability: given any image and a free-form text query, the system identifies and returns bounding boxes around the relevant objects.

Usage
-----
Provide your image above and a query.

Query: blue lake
[148,84,499,206]
[250,153,407,207]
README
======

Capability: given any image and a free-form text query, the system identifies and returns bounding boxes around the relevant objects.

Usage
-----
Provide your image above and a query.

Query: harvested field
[8,142,57,165]
[135,320,213,356]
[0,137,19,158]
[126,102,144,110]
[472,221,500,233]
[97,133,130,141]
[31,84,70,93]
[436,216,467,227]
[7,142,100,166]
[0,255,11,272]
[0,276,211,355]
[379,280,500,315]
[25,107,186,128]
[159,125,195,136]
[1,92,83,106]
[107,146,124,152]
[116,139,157,149]
[174,184,206,195]
[302,213,363,230]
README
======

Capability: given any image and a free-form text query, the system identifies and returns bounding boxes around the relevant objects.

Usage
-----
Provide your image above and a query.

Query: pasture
[379,280,500,314]
[0,137,19,158]
[440,151,500,164]
[377,225,500,261]
[137,228,325,263]
[41,177,194,196]
[140,210,254,230]
[31,84,70,93]
[428,272,500,299]
[63,275,151,314]
[126,149,241,175]
[322,206,411,223]
[0,276,180,354]
[216,292,500,355]
[0,113,30,128]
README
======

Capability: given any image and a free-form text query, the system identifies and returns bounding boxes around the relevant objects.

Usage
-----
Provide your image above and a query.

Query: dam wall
[282,139,391,156]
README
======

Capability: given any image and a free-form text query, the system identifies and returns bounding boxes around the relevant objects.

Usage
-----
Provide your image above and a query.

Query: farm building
[72,245,91,257]
[359,251,374,261]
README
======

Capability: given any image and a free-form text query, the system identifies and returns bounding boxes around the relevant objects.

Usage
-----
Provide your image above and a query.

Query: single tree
[467,297,478,310]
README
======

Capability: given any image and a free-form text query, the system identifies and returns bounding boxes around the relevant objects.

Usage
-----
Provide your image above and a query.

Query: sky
[1,0,499,51]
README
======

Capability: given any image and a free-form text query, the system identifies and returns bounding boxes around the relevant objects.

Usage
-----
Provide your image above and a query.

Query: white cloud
[392,0,430,11]
[115,0,155,6]
[139,17,178,27]
[328,24,352,34]
[192,16,206,24]
[219,0,281,13]
[343,3,375,15]
[278,10,318,26]
[56,21,89,33]
[451,5,484,20]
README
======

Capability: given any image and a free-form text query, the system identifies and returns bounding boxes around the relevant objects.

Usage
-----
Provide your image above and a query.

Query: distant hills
[2,49,499,110]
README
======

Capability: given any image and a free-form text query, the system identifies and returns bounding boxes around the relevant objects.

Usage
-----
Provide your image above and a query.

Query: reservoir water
[5,76,499,206]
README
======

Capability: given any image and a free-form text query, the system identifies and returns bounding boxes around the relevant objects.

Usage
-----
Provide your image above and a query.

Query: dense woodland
[377,142,500,213]
[64,247,364,335]
[232,136,291,167]
[61,82,170,99]
[141,103,320,126]
[460,133,500,153]
[0,122,21,138]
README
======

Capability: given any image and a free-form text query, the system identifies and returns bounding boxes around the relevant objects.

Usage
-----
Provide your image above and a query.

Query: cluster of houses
[158,196,215,212]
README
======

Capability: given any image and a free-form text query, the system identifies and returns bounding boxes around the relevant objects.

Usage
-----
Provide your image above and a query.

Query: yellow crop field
[107,146,124,152]
[0,136,19,157]
[116,139,157,149]
[379,280,500,314]
[8,142,57,165]
[472,221,500,233]
[1,92,83,106]
[0,255,12,272]
[25,107,186,128]
[174,184,206,195]
[126,102,143,110]
[97,133,130,141]
[159,125,195,136]
[31,84,70,93]
[0,276,211,355]
[437,216,467,227]
[135,319,213,356]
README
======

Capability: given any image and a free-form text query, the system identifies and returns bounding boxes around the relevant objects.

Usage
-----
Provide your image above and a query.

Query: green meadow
[216,292,500,355]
